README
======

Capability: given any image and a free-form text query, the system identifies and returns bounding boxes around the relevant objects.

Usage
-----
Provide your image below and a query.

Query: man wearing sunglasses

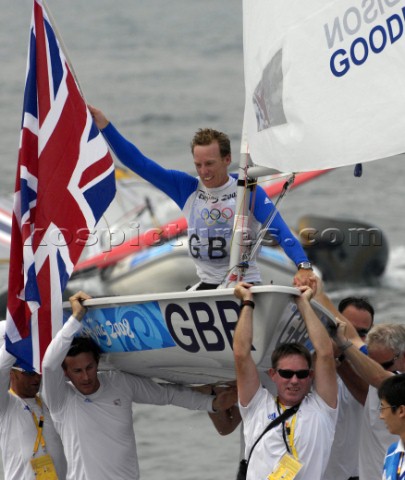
[0,345,67,479]
[334,319,405,480]
[233,282,338,480]
[88,105,314,291]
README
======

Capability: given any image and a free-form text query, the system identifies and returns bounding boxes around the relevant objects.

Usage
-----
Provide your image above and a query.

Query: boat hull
[66,286,336,385]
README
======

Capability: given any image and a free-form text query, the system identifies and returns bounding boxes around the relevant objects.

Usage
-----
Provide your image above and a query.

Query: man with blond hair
[88,105,314,290]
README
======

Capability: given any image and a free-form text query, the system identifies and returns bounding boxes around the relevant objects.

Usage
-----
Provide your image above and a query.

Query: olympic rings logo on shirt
[200,207,234,225]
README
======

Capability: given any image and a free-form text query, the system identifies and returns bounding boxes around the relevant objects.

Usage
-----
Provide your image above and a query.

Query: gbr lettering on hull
[165,300,240,353]
[79,298,242,355]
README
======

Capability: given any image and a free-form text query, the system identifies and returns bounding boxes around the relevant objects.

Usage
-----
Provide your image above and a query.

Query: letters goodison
[325,1,405,77]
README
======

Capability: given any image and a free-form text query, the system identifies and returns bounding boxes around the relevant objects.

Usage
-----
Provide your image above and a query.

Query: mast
[226,123,280,285]
[226,122,289,287]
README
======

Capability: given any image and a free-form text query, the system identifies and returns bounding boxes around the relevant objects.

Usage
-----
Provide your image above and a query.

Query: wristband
[339,340,353,353]
[240,300,255,310]
[297,261,313,270]
[359,344,368,355]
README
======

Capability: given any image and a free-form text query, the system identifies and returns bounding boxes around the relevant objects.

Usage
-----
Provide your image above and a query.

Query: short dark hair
[190,128,231,158]
[338,296,375,321]
[271,343,312,370]
[62,336,101,368]
[378,373,405,412]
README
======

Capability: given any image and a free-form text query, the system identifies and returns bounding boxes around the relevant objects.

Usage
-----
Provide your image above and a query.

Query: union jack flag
[5,0,116,372]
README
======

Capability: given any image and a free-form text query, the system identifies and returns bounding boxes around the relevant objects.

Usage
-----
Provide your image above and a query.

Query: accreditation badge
[30,454,58,480]
[267,453,303,480]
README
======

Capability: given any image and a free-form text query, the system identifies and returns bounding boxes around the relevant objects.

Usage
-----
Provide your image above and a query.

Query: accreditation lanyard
[276,400,298,460]
[398,451,405,480]
[9,389,46,455]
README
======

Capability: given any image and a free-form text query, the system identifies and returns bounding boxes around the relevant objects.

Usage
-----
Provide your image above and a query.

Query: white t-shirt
[238,373,277,460]
[0,346,67,480]
[359,385,399,480]
[323,377,363,479]
[240,386,337,480]
[42,316,215,480]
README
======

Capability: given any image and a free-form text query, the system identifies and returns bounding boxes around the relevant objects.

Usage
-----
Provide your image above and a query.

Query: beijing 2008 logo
[200,207,233,225]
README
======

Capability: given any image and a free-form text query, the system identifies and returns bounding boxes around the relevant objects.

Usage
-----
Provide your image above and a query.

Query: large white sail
[243,0,405,172]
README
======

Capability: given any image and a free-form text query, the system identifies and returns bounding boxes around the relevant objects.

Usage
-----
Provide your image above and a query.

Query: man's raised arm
[335,319,392,388]
[233,283,261,407]
[41,291,91,411]
[296,284,337,408]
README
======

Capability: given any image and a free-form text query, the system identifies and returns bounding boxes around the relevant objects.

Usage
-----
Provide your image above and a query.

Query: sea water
[1,1,405,478]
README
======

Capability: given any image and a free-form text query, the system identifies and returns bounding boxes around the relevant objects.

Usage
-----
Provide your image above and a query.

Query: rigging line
[221,171,296,285]
[243,174,258,264]
[252,172,291,188]
[248,173,296,261]
[42,0,85,99]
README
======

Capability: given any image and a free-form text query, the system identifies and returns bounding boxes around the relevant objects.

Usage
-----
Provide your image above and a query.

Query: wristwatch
[297,261,313,270]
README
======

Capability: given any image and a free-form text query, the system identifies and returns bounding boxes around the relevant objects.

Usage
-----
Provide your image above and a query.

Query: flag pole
[42,0,86,99]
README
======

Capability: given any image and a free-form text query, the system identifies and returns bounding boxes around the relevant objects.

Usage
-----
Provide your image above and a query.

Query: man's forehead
[342,305,373,325]
[277,354,309,366]
[368,343,395,358]
[64,351,96,366]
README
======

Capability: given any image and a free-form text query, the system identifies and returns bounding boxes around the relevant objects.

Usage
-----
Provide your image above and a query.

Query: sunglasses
[356,328,370,337]
[11,367,39,377]
[380,354,400,371]
[277,369,311,379]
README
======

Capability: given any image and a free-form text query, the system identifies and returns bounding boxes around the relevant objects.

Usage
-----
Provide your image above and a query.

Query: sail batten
[243,0,405,172]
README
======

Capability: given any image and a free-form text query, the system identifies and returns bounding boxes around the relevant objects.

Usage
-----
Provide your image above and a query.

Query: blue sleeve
[383,442,401,479]
[359,344,368,355]
[252,186,308,266]
[102,122,198,209]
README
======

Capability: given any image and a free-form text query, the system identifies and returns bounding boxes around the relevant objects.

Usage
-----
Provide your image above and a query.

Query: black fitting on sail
[354,163,363,177]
